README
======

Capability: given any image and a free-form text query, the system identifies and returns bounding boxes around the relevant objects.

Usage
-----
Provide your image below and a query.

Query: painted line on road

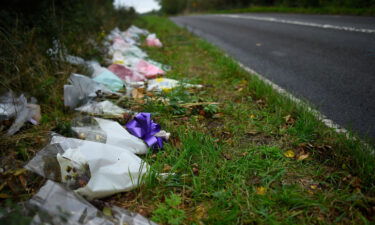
[219,14,375,34]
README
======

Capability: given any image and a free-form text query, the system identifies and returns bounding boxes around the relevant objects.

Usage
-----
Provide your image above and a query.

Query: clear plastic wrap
[64,74,113,109]
[26,180,157,225]
[90,63,125,92]
[25,136,149,199]
[71,116,148,154]
[108,64,146,83]
[75,100,131,117]
[0,91,41,135]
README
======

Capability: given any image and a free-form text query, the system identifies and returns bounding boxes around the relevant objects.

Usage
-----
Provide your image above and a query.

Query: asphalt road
[171,13,375,140]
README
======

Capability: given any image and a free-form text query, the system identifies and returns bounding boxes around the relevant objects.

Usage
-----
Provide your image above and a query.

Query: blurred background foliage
[157,0,375,14]
[0,0,136,104]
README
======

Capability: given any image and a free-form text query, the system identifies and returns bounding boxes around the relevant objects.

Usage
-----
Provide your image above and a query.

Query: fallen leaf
[13,168,27,176]
[284,150,295,158]
[163,164,172,172]
[256,186,267,195]
[246,130,258,135]
[297,153,309,161]
[223,153,232,160]
[18,175,27,189]
[0,193,11,199]
[132,88,144,99]
[213,112,224,119]
[195,205,207,220]
[284,115,291,123]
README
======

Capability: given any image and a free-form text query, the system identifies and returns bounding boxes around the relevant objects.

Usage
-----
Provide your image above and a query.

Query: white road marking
[236,62,349,134]
[219,14,375,34]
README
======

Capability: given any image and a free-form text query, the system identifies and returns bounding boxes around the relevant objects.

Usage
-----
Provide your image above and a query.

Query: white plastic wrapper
[64,74,113,109]
[147,78,203,92]
[26,136,149,199]
[25,180,157,225]
[71,116,148,154]
[75,100,130,117]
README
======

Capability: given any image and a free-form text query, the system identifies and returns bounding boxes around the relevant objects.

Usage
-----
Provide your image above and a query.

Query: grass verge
[1,11,374,224]
[210,6,375,16]
[105,15,374,224]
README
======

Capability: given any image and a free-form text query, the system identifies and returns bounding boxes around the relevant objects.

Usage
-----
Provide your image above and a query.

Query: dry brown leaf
[297,153,309,161]
[132,88,144,99]
[163,164,172,172]
[284,115,291,122]
[223,153,232,160]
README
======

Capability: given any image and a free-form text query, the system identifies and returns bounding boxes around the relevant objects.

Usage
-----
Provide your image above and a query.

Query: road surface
[171,13,375,140]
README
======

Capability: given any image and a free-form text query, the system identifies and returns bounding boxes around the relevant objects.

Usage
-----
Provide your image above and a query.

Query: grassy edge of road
[209,6,375,16]
[109,16,375,224]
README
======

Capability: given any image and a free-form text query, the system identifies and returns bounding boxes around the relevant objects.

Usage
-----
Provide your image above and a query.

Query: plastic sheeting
[147,78,203,92]
[0,92,41,135]
[75,100,130,117]
[146,34,162,48]
[108,64,146,82]
[64,74,113,109]
[26,135,149,199]
[26,180,157,225]
[90,62,125,92]
[136,60,165,79]
[71,116,148,154]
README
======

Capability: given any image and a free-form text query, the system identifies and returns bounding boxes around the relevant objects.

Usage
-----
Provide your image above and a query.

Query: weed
[152,193,186,225]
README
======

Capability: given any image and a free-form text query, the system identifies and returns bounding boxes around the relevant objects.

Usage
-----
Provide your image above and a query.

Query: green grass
[103,15,375,224]
[1,8,374,224]
[209,6,375,16]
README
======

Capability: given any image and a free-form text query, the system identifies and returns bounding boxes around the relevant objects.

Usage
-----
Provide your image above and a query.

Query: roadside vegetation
[113,16,374,224]
[1,1,375,224]
[0,0,135,204]
[157,0,375,16]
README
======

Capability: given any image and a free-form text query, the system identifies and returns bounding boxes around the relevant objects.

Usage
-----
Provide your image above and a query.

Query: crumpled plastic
[90,62,125,92]
[124,25,149,41]
[108,64,146,82]
[146,34,162,48]
[25,180,157,225]
[147,78,203,92]
[64,74,113,109]
[126,113,170,150]
[71,116,148,154]
[75,100,131,117]
[25,135,149,199]
[136,60,165,79]
[65,55,87,66]
[0,91,41,135]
